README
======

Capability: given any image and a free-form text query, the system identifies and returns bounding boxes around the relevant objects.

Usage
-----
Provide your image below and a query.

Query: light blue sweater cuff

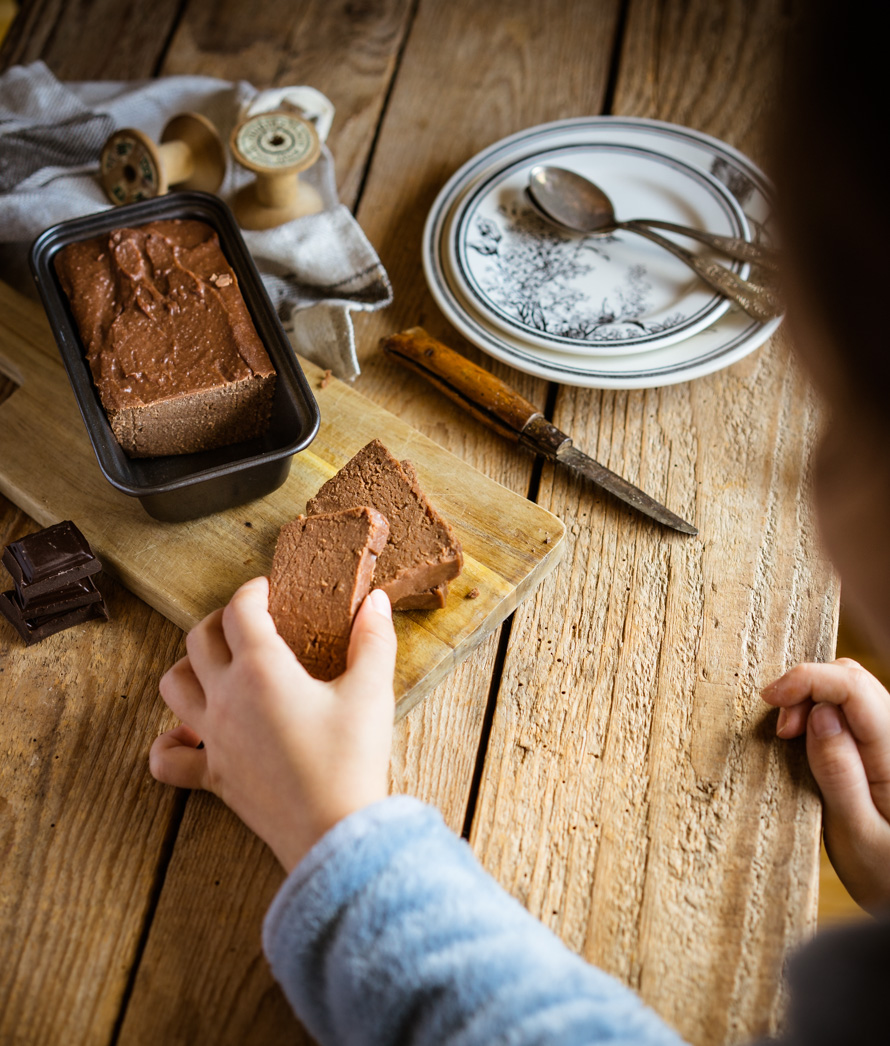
[263,796,686,1046]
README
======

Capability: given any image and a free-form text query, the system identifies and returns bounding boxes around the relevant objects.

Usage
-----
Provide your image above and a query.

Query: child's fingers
[806,702,888,834]
[812,703,890,911]
[159,655,207,726]
[154,721,202,748]
[762,661,890,749]
[344,589,397,700]
[149,725,209,790]
[834,656,869,671]
[185,607,231,677]
[221,576,283,656]
[776,699,813,738]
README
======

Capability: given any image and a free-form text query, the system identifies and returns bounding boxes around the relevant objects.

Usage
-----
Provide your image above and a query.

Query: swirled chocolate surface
[55,219,274,411]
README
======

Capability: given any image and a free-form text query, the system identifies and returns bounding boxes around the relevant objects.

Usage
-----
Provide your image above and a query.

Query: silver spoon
[529,165,778,269]
[527,165,782,323]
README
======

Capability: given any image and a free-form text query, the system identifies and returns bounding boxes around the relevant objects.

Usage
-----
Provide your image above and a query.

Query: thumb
[807,703,876,828]
[345,589,397,688]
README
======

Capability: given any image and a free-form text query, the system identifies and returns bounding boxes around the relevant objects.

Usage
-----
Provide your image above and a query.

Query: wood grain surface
[0,0,182,79]
[161,0,415,211]
[0,1,836,1044]
[468,4,835,1045]
[0,498,186,1046]
[120,4,622,1043]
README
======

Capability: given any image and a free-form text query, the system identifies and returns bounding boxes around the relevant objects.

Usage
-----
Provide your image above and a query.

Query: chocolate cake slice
[305,439,462,610]
[388,583,448,611]
[268,506,390,681]
[394,460,449,609]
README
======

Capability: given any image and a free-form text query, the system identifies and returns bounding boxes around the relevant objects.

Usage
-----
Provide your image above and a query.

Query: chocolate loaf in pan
[54,219,276,458]
[269,507,390,681]
[306,439,462,609]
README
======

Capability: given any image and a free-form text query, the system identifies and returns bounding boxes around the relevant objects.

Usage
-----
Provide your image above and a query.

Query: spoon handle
[630,218,780,270]
[620,221,783,322]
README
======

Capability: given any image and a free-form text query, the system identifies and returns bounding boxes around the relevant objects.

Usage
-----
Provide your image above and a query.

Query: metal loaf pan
[29,192,320,522]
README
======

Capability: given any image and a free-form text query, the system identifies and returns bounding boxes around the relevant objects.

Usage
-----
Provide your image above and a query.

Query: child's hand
[762,658,890,912]
[149,576,397,873]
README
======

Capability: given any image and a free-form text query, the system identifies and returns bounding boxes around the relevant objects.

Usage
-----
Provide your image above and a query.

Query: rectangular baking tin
[29,192,320,522]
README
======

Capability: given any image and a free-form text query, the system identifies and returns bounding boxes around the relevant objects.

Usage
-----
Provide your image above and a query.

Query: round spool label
[232,112,318,171]
[100,130,162,204]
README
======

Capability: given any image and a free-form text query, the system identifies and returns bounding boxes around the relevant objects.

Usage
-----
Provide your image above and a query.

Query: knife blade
[380,327,698,536]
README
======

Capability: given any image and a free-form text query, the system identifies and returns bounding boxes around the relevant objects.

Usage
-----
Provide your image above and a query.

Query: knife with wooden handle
[380,327,698,536]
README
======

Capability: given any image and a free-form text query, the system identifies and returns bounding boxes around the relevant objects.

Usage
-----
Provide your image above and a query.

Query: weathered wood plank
[613,0,792,157]
[118,1,621,1041]
[0,496,186,1046]
[0,0,183,79]
[0,8,196,1045]
[160,0,415,210]
[351,0,623,806]
[469,2,834,1045]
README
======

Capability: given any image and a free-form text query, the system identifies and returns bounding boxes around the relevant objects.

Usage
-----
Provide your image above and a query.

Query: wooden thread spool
[100,112,226,205]
[229,110,323,230]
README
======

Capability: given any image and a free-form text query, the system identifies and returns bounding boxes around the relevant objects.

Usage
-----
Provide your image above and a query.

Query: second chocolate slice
[306,439,462,610]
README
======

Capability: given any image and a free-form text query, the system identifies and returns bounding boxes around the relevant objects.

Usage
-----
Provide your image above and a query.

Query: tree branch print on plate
[466,202,686,344]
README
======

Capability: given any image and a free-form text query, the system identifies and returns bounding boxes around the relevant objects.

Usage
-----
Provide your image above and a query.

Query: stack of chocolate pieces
[0,521,108,645]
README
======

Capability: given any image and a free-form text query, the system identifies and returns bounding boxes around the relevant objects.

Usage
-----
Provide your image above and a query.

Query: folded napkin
[0,61,392,379]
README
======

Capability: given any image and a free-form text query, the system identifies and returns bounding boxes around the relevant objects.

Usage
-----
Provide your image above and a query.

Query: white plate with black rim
[446,142,750,356]
[422,117,782,389]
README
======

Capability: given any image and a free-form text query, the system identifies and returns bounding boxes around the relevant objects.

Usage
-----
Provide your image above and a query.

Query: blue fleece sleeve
[262,796,687,1046]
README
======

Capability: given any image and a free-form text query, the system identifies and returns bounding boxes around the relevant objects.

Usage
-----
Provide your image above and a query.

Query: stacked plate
[422,117,781,389]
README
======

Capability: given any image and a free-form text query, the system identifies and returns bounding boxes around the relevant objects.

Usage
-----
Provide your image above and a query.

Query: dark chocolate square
[3,521,101,604]
[0,589,109,646]
[8,576,103,618]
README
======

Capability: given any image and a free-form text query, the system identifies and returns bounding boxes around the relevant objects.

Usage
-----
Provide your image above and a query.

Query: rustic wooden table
[0,2,838,1044]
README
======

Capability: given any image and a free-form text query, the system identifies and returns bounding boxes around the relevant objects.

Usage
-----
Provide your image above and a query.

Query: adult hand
[150,576,398,873]
[762,658,890,912]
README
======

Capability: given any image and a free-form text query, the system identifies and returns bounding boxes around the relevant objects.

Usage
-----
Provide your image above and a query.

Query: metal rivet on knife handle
[380,328,698,536]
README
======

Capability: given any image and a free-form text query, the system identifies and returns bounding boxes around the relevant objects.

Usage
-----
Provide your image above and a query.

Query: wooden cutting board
[0,281,565,718]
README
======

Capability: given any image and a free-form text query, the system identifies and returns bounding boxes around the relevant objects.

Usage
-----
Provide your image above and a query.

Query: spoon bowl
[528,166,620,234]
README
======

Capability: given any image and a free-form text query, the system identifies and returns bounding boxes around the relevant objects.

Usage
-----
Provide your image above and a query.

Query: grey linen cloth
[0,61,392,379]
